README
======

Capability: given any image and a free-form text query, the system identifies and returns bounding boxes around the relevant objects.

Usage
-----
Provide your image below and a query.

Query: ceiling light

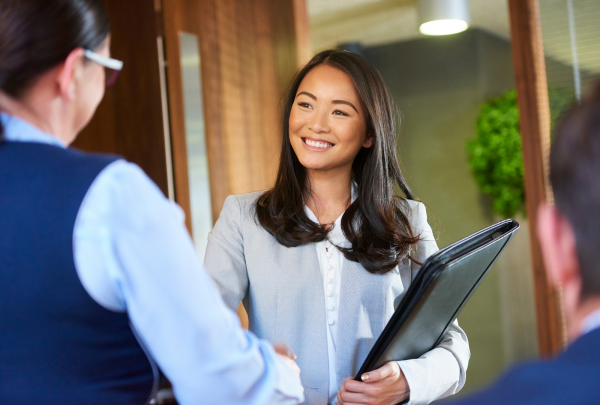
[418,0,471,36]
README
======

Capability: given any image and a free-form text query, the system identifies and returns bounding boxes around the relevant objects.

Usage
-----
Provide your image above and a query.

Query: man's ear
[537,204,581,290]
[363,131,374,148]
[56,48,86,100]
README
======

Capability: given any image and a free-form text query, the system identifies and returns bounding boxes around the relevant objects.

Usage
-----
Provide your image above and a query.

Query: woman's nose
[308,110,330,133]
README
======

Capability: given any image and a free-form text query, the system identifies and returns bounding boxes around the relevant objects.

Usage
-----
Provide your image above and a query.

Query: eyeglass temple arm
[84,50,123,71]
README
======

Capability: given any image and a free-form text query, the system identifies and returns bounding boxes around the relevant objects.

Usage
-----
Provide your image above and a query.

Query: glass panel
[179,32,212,262]
[540,0,600,122]
[307,0,539,397]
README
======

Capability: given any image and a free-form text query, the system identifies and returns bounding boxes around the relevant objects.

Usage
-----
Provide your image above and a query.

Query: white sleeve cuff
[397,348,462,405]
[267,353,305,405]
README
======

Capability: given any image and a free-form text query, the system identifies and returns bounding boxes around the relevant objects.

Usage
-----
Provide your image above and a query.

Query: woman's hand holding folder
[337,361,409,405]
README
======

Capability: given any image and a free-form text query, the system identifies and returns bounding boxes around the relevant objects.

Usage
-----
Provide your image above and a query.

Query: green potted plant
[467,88,573,218]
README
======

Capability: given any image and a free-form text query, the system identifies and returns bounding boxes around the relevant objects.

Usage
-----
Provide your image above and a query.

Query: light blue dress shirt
[0,113,304,405]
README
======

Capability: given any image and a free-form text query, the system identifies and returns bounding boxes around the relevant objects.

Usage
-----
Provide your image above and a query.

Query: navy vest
[0,141,155,404]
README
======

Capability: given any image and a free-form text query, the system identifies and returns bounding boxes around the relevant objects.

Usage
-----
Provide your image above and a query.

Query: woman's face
[289,64,372,174]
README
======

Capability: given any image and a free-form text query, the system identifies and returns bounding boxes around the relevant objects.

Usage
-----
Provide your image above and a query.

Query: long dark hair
[0,0,110,138]
[256,49,419,274]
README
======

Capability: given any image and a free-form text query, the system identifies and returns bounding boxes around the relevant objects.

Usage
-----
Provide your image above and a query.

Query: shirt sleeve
[397,202,470,405]
[73,160,304,405]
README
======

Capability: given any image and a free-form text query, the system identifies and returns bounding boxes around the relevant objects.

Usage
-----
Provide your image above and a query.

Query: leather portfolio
[355,219,520,379]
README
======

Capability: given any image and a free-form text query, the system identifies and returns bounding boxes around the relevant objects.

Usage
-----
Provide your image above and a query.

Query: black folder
[355,219,520,379]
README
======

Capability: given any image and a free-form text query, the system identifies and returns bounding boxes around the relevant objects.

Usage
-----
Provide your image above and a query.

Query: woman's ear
[363,132,374,148]
[57,48,85,100]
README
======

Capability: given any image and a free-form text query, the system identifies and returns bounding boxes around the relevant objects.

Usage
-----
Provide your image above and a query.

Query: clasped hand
[337,361,409,405]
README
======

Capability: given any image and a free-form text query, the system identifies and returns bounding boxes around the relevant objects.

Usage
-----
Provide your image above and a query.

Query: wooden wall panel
[236,0,267,192]
[74,0,169,195]
[272,1,301,97]
[215,0,252,194]
[508,0,567,356]
[253,0,286,185]
[293,0,312,67]
[162,0,301,223]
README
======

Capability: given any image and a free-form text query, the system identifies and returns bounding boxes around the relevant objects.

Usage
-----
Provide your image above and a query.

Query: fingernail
[361,373,370,381]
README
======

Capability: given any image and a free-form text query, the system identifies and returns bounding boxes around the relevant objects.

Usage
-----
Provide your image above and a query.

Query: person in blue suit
[0,1,303,404]
[446,81,600,405]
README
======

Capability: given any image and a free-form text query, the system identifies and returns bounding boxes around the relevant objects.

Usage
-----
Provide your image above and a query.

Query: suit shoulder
[401,199,428,227]
[403,198,424,212]
[228,190,265,207]
[219,191,266,225]
[446,359,597,405]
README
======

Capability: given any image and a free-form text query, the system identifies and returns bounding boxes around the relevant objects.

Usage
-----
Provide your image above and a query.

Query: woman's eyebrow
[296,91,316,100]
[296,91,359,114]
[333,100,359,114]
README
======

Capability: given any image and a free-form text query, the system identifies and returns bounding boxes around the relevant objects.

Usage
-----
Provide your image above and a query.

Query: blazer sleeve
[398,202,471,405]
[203,195,249,312]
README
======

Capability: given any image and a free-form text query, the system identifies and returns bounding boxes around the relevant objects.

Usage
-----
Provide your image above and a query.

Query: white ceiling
[308,0,511,51]
[307,0,600,75]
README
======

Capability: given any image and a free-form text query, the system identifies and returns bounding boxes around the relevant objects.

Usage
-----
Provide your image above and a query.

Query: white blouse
[304,202,354,404]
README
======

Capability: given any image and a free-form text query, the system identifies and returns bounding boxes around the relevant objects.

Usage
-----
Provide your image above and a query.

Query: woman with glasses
[0,1,303,404]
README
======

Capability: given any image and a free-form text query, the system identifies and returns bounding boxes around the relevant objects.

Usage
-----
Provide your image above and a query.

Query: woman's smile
[302,137,335,151]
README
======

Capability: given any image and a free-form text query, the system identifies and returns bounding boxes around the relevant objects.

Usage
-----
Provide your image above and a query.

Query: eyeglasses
[84,49,124,87]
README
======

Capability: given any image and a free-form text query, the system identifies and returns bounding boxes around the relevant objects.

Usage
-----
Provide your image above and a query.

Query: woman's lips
[302,137,334,151]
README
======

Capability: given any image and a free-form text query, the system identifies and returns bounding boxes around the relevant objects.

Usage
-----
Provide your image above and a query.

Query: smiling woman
[257,51,418,273]
[204,49,470,405]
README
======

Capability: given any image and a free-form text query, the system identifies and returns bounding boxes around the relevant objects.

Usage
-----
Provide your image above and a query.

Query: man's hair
[551,80,600,299]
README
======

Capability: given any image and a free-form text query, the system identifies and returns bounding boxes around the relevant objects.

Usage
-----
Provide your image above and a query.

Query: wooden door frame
[160,0,308,234]
[507,0,567,356]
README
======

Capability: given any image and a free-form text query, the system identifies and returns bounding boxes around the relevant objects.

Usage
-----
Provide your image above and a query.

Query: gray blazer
[204,192,470,405]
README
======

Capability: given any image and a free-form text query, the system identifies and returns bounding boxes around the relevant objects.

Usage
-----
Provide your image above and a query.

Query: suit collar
[558,328,600,365]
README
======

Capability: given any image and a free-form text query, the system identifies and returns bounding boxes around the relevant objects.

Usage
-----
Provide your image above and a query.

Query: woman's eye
[298,102,312,109]
[333,109,349,116]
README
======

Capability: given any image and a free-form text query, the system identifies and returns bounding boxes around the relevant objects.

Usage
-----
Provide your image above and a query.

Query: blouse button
[327,303,334,311]
[328,318,335,325]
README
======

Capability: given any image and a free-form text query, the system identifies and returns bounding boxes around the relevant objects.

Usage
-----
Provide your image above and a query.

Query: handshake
[273,341,301,380]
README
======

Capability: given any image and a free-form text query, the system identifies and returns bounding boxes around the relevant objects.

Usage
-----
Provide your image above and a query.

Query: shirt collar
[1,113,66,148]
[581,307,600,336]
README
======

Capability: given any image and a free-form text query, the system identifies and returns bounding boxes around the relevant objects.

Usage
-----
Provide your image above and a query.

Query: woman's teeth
[305,139,333,149]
